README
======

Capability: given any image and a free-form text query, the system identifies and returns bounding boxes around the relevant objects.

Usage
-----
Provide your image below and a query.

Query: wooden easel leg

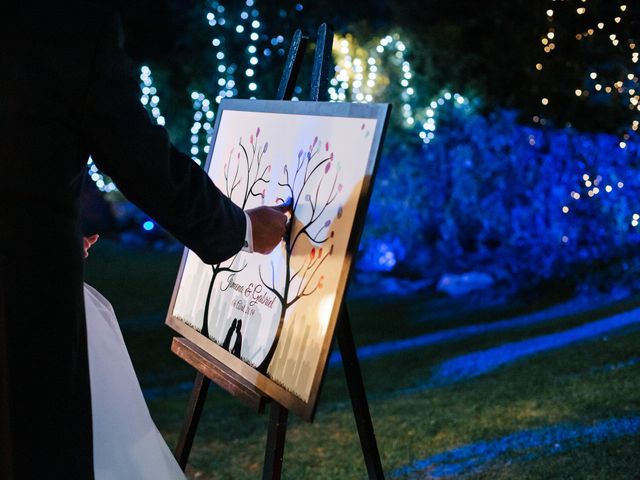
[175,372,211,471]
[262,402,289,480]
[309,23,334,101]
[337,307,386,480]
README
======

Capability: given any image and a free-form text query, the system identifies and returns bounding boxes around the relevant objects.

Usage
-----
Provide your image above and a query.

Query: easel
[171,24,385,480]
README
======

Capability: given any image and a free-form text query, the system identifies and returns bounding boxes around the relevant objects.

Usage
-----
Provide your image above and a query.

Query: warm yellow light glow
[541,98,549,105]
[575,89,582,96]
[546,9,554,17]
[536,63,543,71]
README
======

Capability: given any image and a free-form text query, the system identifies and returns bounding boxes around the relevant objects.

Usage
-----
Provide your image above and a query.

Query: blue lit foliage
[360,104,640,285]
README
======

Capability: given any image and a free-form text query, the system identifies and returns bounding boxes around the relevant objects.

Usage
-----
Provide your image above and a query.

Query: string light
[88,1,307,192]
[139,65,166,126]
[537,1,638,141]
[331,33,469,145]
[189,91,214,166]
[86,157,117,193]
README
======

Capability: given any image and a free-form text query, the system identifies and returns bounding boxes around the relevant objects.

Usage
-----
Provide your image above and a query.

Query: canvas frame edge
[165,99,392,421]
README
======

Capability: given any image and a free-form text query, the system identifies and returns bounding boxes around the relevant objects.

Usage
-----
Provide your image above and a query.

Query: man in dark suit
[0,4,287,478]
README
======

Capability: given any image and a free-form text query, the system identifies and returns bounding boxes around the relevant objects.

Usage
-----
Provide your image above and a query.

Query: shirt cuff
[242,211,253,253]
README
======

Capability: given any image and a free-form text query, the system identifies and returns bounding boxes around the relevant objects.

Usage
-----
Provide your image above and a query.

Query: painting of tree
[168,100,389,418]
[200,127,272,339]
[256,135,342,373]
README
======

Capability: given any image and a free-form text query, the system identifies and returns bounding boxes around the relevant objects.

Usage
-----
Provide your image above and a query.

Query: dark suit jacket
[0,3,245,478]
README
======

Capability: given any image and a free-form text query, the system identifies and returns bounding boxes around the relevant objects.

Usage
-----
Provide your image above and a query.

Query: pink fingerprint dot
[325,162,331,173]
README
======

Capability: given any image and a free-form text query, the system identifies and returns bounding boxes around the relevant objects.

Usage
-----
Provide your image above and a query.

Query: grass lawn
[85,240,640,479]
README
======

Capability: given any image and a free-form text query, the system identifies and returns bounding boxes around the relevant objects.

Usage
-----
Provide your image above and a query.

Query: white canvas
[170,101,387,407]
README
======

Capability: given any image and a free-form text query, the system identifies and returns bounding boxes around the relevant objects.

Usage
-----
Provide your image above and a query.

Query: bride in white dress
[83,235,186,480]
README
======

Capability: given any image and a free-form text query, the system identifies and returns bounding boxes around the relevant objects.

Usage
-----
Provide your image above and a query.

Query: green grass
[85,240,640,479]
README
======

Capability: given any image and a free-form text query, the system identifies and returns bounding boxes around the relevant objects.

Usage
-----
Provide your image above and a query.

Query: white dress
[85,284,186,480]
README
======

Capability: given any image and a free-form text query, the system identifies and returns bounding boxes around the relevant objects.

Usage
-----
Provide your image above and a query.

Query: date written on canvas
[223,274,277,310]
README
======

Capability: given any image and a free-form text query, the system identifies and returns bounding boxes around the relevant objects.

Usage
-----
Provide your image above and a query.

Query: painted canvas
[166,99,389,419]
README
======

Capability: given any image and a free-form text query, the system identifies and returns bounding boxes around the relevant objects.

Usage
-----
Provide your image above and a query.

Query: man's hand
[83,234,99,258]
[246,204,290,254]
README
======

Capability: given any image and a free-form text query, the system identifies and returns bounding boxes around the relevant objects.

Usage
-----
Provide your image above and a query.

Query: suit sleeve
[81,16,245,265]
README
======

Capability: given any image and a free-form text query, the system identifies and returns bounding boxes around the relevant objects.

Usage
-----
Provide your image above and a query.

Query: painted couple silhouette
[222,318,243,358]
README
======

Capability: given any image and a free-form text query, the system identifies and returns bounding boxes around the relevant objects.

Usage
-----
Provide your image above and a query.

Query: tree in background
[534,1,639,136]
[88,0,640,296]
